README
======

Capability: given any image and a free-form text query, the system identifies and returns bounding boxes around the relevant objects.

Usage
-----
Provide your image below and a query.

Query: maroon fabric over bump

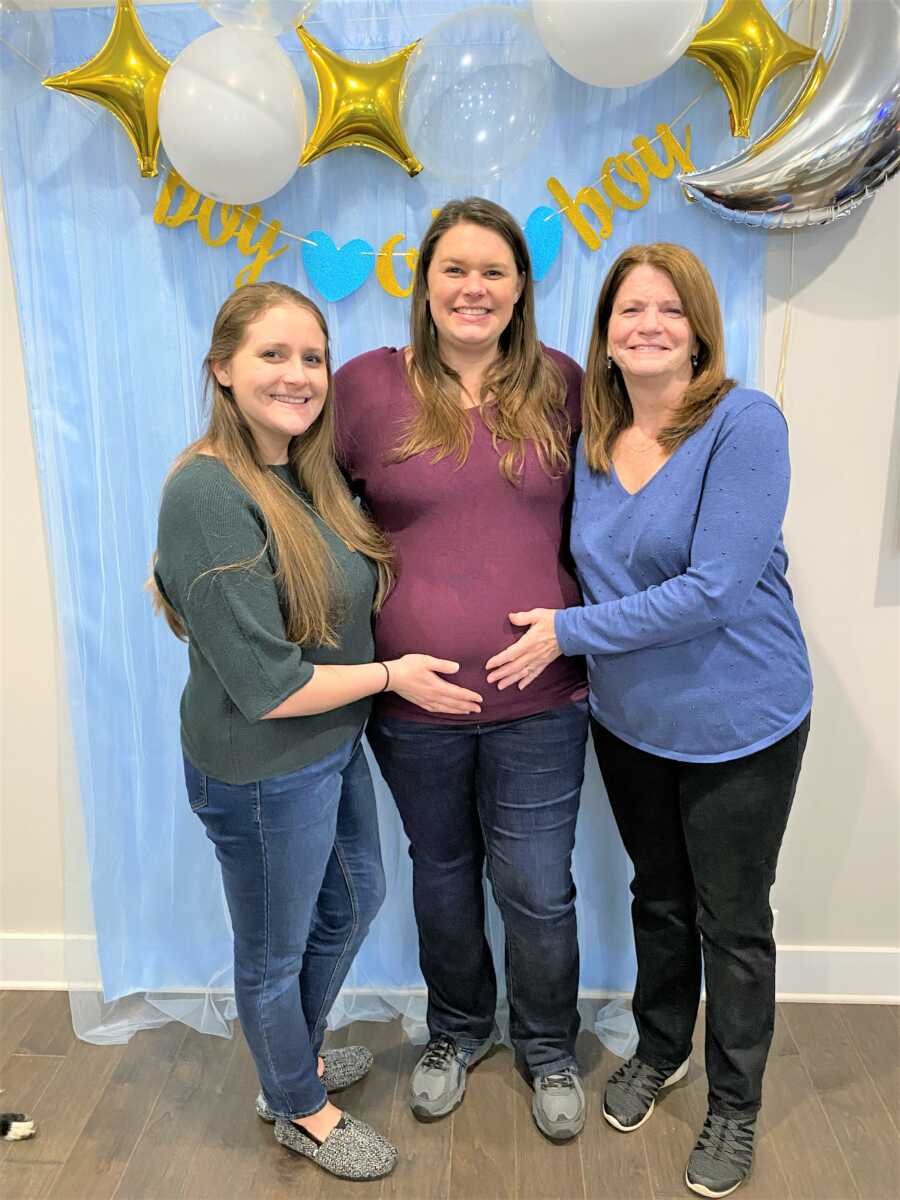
[333,346,587,724]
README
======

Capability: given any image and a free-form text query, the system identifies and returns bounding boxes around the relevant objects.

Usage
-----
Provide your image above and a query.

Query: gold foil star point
[686,0,816,138]
[297,28,422,176]
[43,0,169,177]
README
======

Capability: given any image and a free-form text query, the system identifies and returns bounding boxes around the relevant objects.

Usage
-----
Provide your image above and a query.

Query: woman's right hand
[385,655,482,715]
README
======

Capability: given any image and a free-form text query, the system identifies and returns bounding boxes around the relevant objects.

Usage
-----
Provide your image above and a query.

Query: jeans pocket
[183,757,209,812]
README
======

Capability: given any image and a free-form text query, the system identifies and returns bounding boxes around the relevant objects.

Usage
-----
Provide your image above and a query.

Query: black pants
[591,714,810,1116]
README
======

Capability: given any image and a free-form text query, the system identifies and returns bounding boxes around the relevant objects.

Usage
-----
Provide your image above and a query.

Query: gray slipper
[256,1046,375,1122]
[274,1113,397,1180]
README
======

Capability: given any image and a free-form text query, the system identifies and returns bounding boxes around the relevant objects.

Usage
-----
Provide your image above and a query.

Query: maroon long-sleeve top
[333,347,587,724]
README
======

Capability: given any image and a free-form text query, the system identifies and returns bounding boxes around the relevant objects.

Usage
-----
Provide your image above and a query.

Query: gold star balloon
[43,0,169,177]
[685,0,816,138]
[297,27,422,176]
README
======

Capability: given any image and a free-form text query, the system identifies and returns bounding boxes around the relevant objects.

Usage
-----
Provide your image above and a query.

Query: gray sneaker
[685,1111,756,1198]
[602,1055,690,1131]
[532,1068,585,1141]
[256,1046,375,1122]
[274,1112,397,1181]
[409,1033,492,1120]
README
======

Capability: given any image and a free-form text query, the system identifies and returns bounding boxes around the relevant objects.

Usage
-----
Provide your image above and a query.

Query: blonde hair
[582,243,735,474]
[149,282,392,647]
[395,197,570,485]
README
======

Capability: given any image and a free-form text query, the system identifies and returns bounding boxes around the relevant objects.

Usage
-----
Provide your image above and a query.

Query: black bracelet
[378,661,391,692]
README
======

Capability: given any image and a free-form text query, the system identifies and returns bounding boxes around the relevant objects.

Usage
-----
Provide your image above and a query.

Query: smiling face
[425,222,524,361]
[607,264,699,392]
[212,303,328,464]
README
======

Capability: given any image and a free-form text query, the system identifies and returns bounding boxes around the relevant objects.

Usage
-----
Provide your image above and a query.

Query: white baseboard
[1,935,898,1002]
[0,933,100,990]
[775,944,900,1003]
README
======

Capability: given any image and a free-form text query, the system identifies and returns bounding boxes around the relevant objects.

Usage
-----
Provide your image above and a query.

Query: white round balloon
[158,28,307,205]
[199,1,318,38]
[531,0,706,88]
[403,4,553,184]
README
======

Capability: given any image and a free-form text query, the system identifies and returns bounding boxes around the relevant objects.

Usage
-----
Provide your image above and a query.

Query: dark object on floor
[1,1111,36,1140]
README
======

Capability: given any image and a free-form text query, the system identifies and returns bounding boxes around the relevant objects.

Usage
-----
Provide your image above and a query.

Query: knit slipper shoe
[256,1046,375,1122]
[274,1113,397,1181]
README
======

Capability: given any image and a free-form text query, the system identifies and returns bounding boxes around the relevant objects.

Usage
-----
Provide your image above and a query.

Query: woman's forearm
[262,662,389,719]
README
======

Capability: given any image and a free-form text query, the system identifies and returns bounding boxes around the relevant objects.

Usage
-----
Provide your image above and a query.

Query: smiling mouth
[454,307,490,317]
[628,345,668,352]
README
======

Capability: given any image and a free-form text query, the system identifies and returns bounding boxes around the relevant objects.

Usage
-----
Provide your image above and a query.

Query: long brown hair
[582,243,735,474]
[395,197,570,484]
[149,282,393,646]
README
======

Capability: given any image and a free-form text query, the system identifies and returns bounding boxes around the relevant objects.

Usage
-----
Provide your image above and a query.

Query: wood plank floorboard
[758,1006,859,1200]
[382,1033,452,1200]
[839,1003,900,1136]
[782,1003,900,1200]
[448,1044,516,1200]
[0,995,897,1200]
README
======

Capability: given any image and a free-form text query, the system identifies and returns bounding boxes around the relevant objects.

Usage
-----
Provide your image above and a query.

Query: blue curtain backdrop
[1,1,766,1044]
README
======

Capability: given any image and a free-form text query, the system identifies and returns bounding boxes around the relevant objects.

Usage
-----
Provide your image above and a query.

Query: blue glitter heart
[524,206,563,282]
[301,231,374,302]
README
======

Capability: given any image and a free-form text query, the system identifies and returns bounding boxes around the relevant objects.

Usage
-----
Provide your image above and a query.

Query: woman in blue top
[485,244,812,1198]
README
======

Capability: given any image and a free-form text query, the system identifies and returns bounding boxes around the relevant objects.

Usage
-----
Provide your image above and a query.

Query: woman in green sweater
[150,283,481,1182]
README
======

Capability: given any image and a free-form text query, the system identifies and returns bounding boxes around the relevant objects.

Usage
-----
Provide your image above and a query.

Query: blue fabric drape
[1,1,765,1044]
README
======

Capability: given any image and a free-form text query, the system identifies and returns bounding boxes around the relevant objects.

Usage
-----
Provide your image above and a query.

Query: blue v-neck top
[556,387,812,762]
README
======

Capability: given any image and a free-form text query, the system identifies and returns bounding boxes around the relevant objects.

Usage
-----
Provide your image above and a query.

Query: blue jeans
[183,735,385,1119]
[367,701,588,1078]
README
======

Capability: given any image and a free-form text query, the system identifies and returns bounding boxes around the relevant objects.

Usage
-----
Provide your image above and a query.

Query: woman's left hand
[485,609,562,690]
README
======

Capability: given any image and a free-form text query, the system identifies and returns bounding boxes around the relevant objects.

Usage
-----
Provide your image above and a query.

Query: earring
[607,355,613,371]
[691,352,699,369]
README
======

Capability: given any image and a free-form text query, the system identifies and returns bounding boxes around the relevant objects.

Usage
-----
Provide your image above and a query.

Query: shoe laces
[695,1112,756,1170]
[539,1069,577,1089]
[611,1057,668,1105]
[420,1034,458,1070]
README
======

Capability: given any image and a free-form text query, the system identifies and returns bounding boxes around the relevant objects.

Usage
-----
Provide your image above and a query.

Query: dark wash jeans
[367,700,589,1078]
[591,713,810,1116]
[183,735,385,1119]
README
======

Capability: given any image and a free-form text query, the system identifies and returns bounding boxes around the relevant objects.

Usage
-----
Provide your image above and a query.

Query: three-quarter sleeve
[157,471,314,723]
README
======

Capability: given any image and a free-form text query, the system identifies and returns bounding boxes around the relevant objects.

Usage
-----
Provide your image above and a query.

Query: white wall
[1,177,898,996]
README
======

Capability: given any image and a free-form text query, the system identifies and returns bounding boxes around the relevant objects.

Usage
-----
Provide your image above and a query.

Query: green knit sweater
[155,456,377,784]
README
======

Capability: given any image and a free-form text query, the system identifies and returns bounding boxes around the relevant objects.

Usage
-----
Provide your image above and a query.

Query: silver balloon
[680,0,900,228]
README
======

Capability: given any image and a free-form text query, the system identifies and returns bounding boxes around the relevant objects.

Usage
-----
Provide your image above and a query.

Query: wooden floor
[0,993,897,1199]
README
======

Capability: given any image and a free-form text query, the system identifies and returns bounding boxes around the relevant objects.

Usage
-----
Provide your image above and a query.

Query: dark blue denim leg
[366,717,496,1048]
[590,719,701,1075]
[680,715,809,1116]
[302,741,386,1057]
[477,702,587,1077]
[184,738,365,1119]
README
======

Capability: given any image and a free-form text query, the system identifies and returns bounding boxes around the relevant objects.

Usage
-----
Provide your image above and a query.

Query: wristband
[378,661,391,692]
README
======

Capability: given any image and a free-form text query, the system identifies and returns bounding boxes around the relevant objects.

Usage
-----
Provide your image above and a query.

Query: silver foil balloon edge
[679,0,900,229]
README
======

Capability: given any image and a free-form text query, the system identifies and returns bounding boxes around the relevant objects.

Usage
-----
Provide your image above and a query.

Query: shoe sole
[684,1168,746,1198]
[602,1057,690,1133]
[409,1040,492,1122]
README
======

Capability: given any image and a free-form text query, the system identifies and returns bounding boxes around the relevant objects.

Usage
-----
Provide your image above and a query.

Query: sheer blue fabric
[1,1,765,1046]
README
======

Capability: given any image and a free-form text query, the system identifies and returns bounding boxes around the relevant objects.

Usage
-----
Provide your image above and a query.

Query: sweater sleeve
[555,400,791,657]
[157,470,314,722]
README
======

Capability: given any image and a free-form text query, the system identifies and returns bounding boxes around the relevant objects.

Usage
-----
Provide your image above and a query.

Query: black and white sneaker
[602,1055,690,1131]
[685,1110,756,1197]
[274,1113,397,1181]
